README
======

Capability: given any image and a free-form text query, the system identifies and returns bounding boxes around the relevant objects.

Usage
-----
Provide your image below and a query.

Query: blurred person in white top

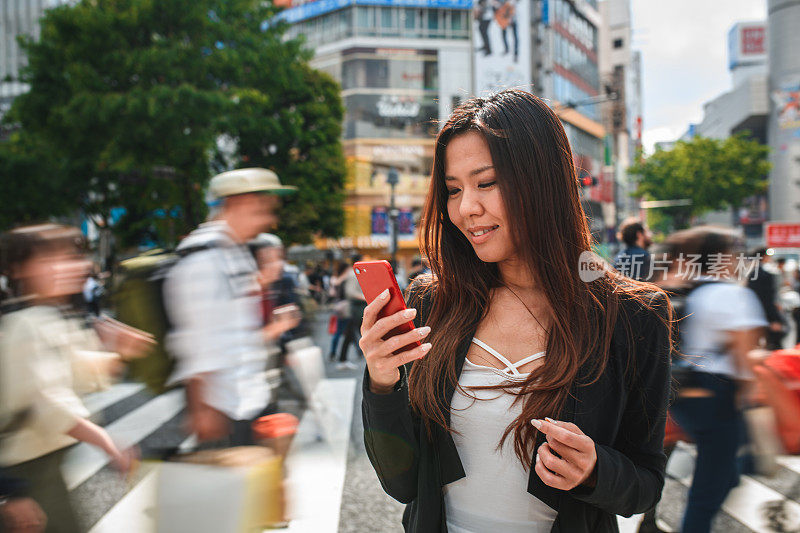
[665,226,766,533]
[165,168,298,445]
[0,224,150,532]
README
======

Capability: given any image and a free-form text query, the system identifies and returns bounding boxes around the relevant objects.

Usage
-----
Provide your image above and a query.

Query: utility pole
[387,167,400,266]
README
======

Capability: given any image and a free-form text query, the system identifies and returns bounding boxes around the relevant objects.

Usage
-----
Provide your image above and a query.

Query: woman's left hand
[531,418,598,491]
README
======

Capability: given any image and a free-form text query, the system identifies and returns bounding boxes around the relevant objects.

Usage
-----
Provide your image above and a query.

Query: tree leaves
[1,0,345,247]
[629,134,771,230]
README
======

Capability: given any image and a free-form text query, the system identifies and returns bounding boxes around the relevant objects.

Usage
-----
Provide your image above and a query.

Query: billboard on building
[773,77,800,134]
[472,0,531,95]
[728,21,767,70]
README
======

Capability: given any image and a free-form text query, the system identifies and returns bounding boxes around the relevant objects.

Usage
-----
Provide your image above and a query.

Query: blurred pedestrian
[0,224,142,533]
[327,262,352,362]
[791,268,800,343]
[165,168,297,446]
[775,257,790,289]
[81,266,102,317]
[614,218,653,281]
[361,91,672,532]
[337,255,366,369]
[0,470,46,533]
[668,228,766,533]
[250,233,303,347]
[748,248,785,350]
[305,263,326,304]
[406,257,430,286]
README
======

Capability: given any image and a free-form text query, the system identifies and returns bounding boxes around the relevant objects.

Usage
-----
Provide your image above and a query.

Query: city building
[0,0,71,123]
[280,0,608,265]
[695,21,768,143]
[280,0,472,266]
[533,0,608,242]
[767,0,800,223]
[691,20,768,240]
[598,0,643,236]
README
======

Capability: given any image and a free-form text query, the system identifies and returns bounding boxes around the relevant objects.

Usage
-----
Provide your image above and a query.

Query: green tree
[0,131,74,228]
[2,0,345,247]
[629,133,771,230]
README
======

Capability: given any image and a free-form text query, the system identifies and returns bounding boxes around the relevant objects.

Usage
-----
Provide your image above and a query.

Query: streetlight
[386,167,400,266]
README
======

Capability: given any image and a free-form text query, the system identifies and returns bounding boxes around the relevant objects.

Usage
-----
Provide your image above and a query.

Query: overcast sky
[630,0,768,153]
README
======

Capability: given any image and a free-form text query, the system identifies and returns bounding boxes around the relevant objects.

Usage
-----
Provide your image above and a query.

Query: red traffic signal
[578,175,599,187]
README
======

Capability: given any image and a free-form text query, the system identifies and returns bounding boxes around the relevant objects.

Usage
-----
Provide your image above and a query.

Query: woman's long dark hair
[408,90,670,465]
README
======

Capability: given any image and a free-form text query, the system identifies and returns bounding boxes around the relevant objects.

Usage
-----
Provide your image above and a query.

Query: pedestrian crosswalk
[64,378,357,533]
[617,441,800,533]
[60,377,800,533]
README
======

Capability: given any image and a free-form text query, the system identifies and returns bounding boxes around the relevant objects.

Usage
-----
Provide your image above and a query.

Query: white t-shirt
[681,281,767,377]
[165,222,275,421]
[444,356,557,533]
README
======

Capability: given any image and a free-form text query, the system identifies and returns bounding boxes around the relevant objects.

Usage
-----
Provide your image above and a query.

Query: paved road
[66,311,800,532]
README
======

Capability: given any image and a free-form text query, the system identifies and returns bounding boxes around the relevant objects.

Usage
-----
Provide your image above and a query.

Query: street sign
[765,222,800,248]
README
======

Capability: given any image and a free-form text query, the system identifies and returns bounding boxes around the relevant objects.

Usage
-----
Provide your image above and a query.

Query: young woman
[0,224,141,532]
[665,227,765,533]
[360,90,672,533]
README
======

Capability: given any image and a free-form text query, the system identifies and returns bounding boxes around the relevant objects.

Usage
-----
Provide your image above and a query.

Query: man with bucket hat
[164,168,298,446]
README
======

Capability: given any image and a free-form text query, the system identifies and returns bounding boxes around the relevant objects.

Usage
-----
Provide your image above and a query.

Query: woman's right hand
[107,445,139,474]
[359,289,432,394]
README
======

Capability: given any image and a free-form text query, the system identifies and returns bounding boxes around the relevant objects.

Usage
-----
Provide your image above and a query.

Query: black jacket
[362,287,671,532]
[747,269,782,325]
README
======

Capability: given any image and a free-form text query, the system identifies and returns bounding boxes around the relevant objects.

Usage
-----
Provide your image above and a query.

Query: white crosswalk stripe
[62,389,185,490]
[71,378,357,532]
[660,441,800,531]
[63,371,800,533]
[82,383,147,416]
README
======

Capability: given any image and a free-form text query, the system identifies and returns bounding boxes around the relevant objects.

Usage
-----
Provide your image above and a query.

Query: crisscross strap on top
[470,338,546,376]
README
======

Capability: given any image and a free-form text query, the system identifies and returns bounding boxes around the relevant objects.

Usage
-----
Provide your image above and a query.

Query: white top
[82,276,99,302]
[165,221,276,421]
[0,306,117,465]
[682,281,767,378]
[444,339,557,533]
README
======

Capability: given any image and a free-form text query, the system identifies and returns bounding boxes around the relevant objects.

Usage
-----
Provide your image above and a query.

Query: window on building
[357,6,372,29]
[613,38,623,49]
[451,10,464,31]
[424,60,438,90]
[404,8,416,30]
[381,7,394,29]
[427,10,439,31]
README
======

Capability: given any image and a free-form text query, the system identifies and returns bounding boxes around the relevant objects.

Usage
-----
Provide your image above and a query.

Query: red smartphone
[353,260,420,352]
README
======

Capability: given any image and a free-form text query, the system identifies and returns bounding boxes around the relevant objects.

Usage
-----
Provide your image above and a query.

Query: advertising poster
[371,207,389,235]
[773,77,800,136]
[397,208,415,236]
[472,0,531,95]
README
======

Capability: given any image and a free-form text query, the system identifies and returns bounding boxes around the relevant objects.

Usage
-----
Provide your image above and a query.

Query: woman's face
[16,244,90,302]
[256,247,284,287]
[445,131,517,265]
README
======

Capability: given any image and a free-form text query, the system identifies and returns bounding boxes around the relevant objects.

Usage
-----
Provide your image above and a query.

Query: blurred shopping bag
[285,337,324,401]
[284,337,338,441]
[742,405,783,476]
[155,446,284,533]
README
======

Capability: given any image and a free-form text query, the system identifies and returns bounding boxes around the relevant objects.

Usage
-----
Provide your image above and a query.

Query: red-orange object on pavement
[253,413,300,458]
[755,348,800,454]
[664,413,690,446]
